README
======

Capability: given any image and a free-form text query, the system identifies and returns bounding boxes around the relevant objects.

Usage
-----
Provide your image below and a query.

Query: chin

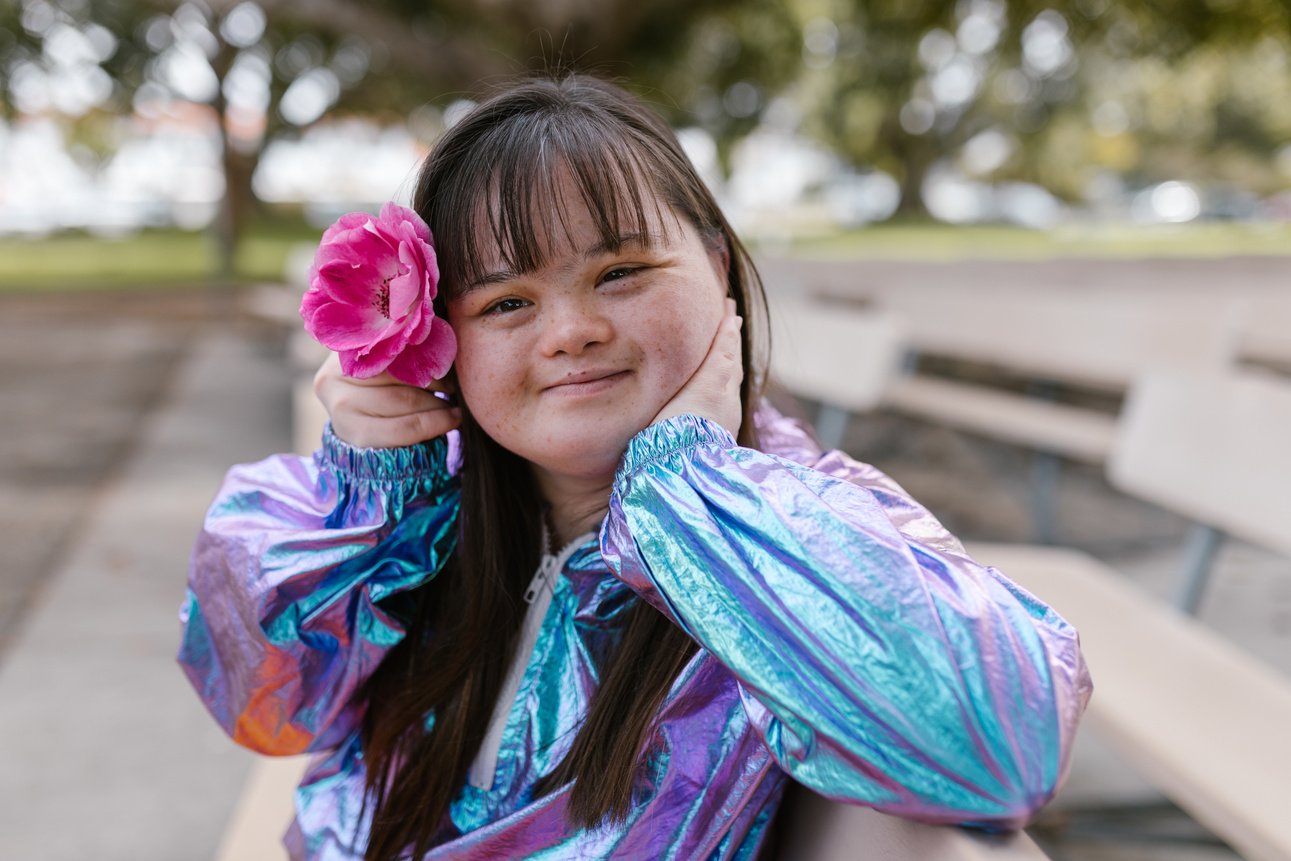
[532,430,640,484]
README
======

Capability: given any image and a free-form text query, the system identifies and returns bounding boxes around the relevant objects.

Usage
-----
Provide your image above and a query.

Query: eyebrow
[462,231,662,294]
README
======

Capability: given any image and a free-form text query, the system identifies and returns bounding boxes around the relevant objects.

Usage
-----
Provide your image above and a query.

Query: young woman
[178,75,1090,861]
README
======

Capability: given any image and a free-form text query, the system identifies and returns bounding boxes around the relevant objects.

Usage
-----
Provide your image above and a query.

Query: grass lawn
[776,221,1291,260]
[2,220,1287,292]
[0,219,319,292]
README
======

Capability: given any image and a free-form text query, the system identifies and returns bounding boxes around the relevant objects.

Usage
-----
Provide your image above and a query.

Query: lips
[543,369,632,396]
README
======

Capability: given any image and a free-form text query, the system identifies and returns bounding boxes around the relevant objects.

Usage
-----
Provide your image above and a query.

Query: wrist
[651,405,740,440]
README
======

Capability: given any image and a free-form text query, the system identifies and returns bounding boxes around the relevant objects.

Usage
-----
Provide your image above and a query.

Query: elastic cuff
[319,423,451,485]
[617,414,736,481]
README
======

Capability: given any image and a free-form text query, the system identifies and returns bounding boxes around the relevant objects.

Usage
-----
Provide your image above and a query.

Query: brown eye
[484,297,529,315]
[601,266,642,284]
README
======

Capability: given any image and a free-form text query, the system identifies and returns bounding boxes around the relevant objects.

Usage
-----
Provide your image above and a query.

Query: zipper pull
[524,555,558,604]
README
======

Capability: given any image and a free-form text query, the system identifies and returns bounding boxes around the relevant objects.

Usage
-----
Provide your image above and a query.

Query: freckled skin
[445,185,727,522]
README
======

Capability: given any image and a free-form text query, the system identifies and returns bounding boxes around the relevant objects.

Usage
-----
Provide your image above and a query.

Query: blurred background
[4,0,1291,260]
[0,1,1288,860]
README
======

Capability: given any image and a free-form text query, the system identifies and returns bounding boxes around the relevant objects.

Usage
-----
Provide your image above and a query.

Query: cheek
[453,332,519,433]
[641,291,723,391]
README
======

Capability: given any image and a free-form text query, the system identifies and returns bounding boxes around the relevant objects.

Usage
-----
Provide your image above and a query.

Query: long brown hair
[359,75,769,861]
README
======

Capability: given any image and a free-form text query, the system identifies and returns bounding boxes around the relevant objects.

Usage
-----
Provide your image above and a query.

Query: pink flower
[300,202,456,387]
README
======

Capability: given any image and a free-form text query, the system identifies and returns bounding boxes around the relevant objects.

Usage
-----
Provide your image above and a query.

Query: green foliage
[786,0,1291,213]
[647,1,801,140]
[786,220,1291,260]
[0,217,315,291]
[3,0,804,208]
[6,219,1288,294]
[4,0,1289,236]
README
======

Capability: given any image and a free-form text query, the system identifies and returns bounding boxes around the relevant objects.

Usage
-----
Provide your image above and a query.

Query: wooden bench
[772,283,1242,447]
[766,284,1242,542]
[1108,368,1291,571]
[873,285,1229,466]
[772,787,1053,861]
[216,755,1053,860]
[768,295,907,450]
[767,293,1114,465]
[966,366,1291,861]
[754,256,1290,372]
[969,542,1291,861]
[882,375,1116,466]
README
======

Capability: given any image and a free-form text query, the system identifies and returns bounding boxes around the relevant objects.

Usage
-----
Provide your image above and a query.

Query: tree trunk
[218,146,259,277]
[210,37,238,287]
[894,157,932,219]
[208,30,263,295]
[877,114,934,220]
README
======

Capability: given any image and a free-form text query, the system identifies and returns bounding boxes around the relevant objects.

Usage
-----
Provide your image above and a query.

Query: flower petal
[379,202,431,244]
[402,293,434,344]
[312,259,386,308]
[386,249,426,321]
[327,228,400,276]
[337,346,391,379]
[355,322,414,367]
[385,315,457,386]
[339,316,417,376]
[319,211,374,247]
[301,293,388,350]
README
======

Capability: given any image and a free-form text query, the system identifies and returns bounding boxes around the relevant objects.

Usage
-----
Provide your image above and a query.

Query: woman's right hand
[314,352,462,449]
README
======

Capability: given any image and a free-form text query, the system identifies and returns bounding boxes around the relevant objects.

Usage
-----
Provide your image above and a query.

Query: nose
[539,295,614,357]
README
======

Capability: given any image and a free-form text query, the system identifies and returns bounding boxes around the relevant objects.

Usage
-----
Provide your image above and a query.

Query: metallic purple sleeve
[177,426,459,754]
[602,408,1092,829]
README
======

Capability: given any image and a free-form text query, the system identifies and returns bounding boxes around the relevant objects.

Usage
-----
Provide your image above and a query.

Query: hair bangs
[436,110,678,297]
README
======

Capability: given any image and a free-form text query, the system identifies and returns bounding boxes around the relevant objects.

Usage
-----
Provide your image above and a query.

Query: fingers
[713,298,744,385]
[708,306,745,427]
[345,384,449,419]
[697,297,744,396]
[314,352,462,448]
[314,353,455,397]
[333,405,462,450]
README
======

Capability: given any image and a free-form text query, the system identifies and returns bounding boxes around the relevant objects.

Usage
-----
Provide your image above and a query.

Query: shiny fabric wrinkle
[179,405,1090,859]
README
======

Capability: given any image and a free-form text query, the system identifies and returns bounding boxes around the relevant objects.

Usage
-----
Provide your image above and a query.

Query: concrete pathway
[0,291,209,656]
[0,327,291,860]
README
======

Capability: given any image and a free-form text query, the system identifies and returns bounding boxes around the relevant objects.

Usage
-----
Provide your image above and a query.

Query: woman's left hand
[652,298,743,438]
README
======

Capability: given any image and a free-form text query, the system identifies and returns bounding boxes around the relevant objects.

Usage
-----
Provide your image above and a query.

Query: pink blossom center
[373,276,393,319]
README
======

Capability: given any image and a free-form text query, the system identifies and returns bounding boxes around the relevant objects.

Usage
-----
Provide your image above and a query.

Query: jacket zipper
[466,528,598,791]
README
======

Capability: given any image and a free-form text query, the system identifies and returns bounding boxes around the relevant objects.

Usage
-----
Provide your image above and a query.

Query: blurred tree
[0,0,498,274]
[8,0,1284,241]
[0,0,798,276]
[1030,5,1291,210]
[790,0,1291,217]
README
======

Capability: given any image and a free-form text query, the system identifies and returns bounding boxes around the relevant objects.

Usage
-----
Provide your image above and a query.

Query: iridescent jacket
[177,406,1091,860]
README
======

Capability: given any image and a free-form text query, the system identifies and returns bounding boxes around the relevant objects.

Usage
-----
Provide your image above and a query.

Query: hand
[652,298,744,438]
[314,352,461,449]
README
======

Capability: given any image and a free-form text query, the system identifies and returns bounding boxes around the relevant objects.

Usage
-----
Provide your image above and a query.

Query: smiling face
[444,173,729,489]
